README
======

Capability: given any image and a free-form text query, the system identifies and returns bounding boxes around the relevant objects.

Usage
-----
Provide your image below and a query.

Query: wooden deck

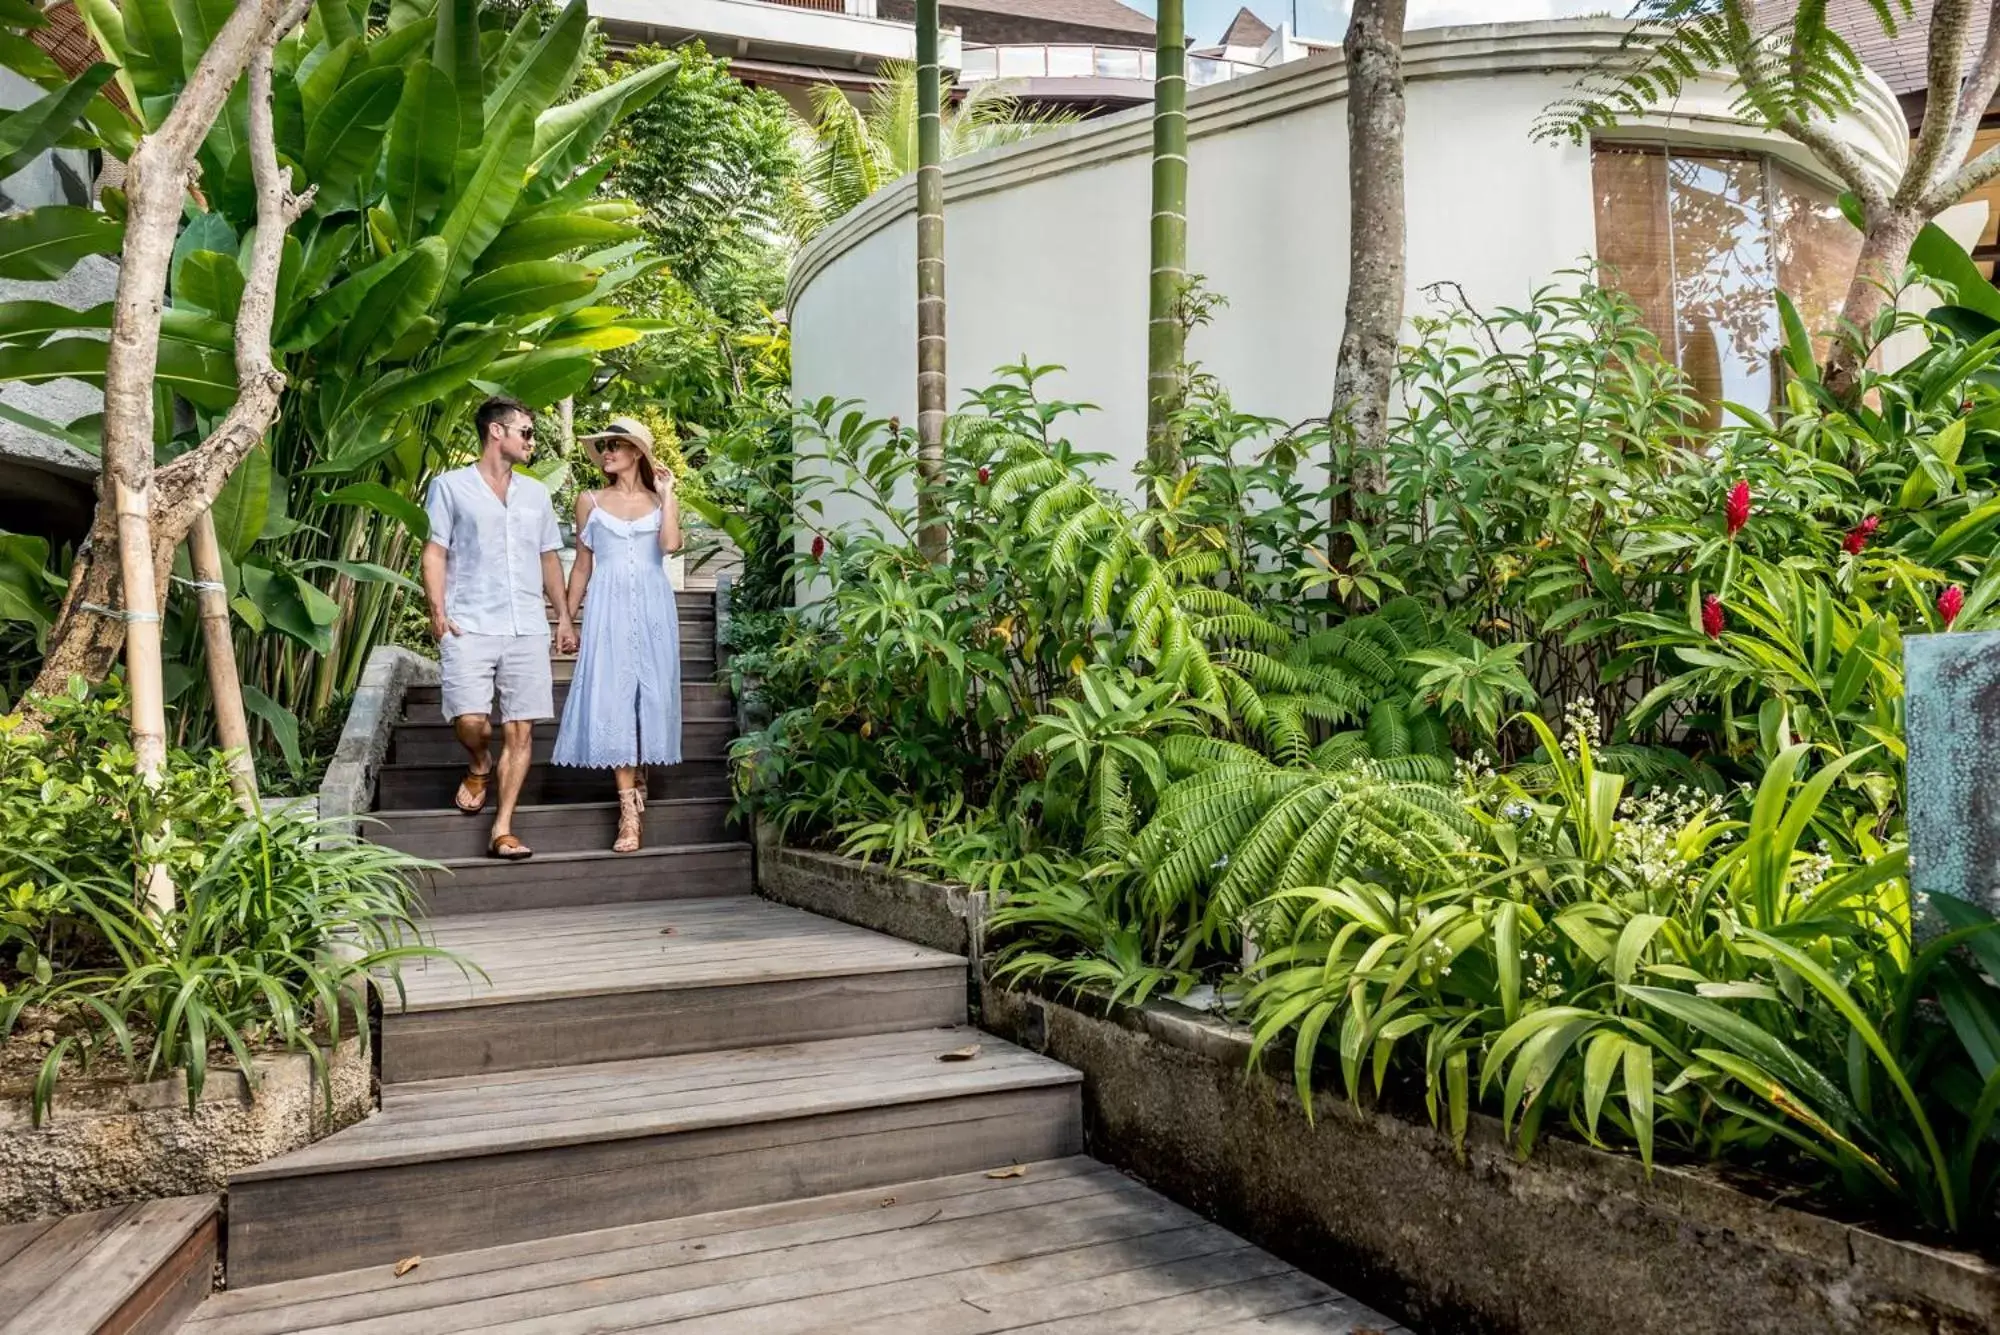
[379,897,967,1078]
[0,1195,216,1335]
[194,1160,1405,1333]
[395,897,965,1010]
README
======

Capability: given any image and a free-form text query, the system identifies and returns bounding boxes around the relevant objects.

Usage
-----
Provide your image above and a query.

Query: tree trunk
[188,507,258,812]
[914,0,949,562]
[1331,0,1407,505]
[29,0,312,713]
[1144,0,1189,481]
[1823,205,1922,401]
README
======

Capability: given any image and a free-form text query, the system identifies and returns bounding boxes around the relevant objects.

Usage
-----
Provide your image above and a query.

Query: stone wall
[755,824,990,1013]
[0,1039,370,1223]
[759,839,2000,1335]
[317,645,435,839]
[984,986,2000,1335]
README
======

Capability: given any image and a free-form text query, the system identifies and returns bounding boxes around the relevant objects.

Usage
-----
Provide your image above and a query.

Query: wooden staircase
[1,583,1406,1331]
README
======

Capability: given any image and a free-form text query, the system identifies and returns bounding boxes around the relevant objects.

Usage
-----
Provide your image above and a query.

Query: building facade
[587,0,1296,115]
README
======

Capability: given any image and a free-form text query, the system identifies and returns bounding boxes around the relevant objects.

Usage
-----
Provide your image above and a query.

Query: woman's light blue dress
[552,502,682,768]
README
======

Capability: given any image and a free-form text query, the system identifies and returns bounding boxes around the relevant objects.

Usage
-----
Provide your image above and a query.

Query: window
[997,45,1046,77]
[1047,45,1092,78]
[1592,144,1862,417]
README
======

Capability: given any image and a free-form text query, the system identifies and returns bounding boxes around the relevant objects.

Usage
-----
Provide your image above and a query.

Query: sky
[1124,0,1619,47]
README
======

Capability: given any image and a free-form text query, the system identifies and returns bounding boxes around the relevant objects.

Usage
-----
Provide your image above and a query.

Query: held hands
[556,617,579,656]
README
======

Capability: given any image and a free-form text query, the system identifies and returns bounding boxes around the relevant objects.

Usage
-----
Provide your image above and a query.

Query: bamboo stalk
[1145,0,1189,480]
[188,507,258,811]
[914,0,948,562]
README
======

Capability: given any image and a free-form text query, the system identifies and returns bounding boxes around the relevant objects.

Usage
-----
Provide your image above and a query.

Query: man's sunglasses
[509,422,536,441]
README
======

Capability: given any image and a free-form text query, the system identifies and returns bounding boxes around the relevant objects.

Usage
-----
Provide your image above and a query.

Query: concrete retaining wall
[984,986,2000,1335]
[764,840,2000,1335]
[755,823,991,1014]
[317,645,435,838]
[0,1039,369,1223]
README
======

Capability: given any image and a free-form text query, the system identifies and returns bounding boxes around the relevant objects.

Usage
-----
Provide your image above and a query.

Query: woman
[551,416,683,852]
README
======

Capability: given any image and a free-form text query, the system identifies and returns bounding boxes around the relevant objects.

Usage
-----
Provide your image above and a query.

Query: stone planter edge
[318,645,436,839]
[754,823,993,1012]
[0,1037,370,1223]
[757,839,1999,1335]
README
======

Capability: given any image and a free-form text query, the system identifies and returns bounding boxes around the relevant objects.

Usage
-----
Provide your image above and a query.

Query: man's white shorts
[438,633,555,724]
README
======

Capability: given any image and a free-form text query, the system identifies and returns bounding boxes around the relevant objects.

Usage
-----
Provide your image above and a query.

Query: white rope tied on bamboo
[80,602,163,622]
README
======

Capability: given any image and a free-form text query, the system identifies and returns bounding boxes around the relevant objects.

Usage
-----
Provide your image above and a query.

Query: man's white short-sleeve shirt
[423,465,561,638]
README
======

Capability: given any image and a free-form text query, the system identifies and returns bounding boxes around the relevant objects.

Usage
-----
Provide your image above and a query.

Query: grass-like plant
[0,684,452,1122]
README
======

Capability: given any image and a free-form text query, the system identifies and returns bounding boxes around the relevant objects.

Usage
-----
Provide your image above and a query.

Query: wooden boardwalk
[193,1161,1401,1333]
[0,1195,216,1335]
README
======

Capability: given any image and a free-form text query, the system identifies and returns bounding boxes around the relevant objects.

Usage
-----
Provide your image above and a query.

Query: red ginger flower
[1940,584,1965,629]
[1725,481,1751,537]
[810,534,826,560]
[977,466,990,484]
[1701,594,1725,639]
[1843,515,1879,556]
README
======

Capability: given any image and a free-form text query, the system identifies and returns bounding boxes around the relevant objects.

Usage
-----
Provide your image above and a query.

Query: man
[421,396,578,860]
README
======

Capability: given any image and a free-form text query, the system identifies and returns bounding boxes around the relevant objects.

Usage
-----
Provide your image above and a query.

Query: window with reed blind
[1592,144,1862,419]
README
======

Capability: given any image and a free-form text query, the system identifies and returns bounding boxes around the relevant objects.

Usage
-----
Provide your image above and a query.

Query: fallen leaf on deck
[985,1165,1026,1179]
[879,1196,897,1207]
[393,1256,422,1277]
[658,927,677,936]
[937,1044,982,1062]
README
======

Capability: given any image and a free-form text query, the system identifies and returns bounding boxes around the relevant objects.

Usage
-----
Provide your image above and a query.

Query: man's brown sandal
[489,833,533,860]
[454,768,490,814]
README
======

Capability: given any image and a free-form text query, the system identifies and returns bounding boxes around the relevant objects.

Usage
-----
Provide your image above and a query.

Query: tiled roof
[944,0,1154,38]
[1218,6,1273,48]
[1809,0,1982,97]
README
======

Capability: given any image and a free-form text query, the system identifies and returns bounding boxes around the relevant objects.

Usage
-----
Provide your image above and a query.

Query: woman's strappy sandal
[613,788,644,854]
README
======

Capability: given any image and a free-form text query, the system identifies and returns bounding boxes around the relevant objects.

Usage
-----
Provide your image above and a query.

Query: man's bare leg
[452,714,492,813]
[490,720,535,848]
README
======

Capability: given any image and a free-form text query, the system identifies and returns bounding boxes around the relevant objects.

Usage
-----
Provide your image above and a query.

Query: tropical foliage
[796,62,1076,232]
[0,681,444,1119]
[0,0,676,756]
[727,266,2000,1238]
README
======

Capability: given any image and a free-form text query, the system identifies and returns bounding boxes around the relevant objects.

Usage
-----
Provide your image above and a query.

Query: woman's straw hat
[578,416,657,471]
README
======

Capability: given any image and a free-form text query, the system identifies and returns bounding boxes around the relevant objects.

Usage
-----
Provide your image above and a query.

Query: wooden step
[555,653,717,684]
[389,717,734,765]
[407,687,732,725]
[381,898,967,1081]
[402,679,732,718]
[225,1029,1083,1286]
[371,796,735,860]
[191,1159,1404,1333]
[554,590,714,620]
[374,759,730,809]
[0,1195,217,1335]
[412,841,753,916]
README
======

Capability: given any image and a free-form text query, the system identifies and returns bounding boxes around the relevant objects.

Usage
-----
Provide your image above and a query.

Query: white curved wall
[789,19,1909,503]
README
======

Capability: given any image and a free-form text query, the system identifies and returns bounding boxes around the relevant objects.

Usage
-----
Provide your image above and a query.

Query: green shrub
[0,683,450,1121]
[725,281,2000,1237]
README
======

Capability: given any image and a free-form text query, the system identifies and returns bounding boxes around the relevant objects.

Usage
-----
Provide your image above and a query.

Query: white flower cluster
[1792,848,1834,891]
[1560,696,1603,760]
[1454,749,1498,788]
[1524,948,1565,999]
[1610,785,1717,898]
[1420,936,1456,980]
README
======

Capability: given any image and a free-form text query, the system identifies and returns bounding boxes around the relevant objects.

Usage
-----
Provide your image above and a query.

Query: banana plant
[0,0,679,749]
